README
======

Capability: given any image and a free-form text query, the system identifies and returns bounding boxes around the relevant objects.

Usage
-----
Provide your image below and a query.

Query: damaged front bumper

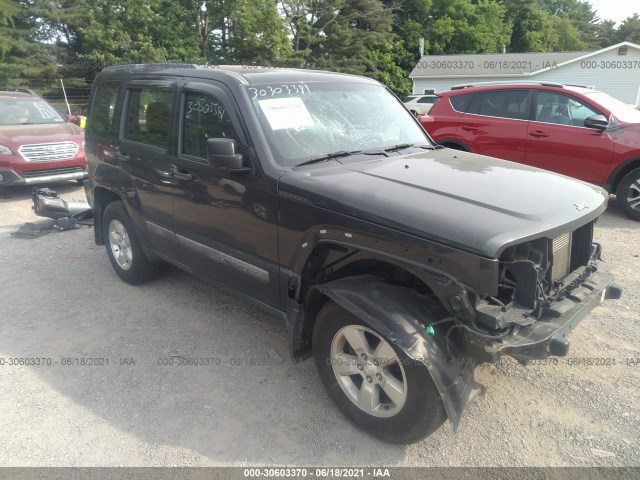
[484,265,622,362]
[32,187,93,226]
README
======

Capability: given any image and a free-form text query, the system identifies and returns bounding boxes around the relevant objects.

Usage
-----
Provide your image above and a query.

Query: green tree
[616,14,640,44]
[549,16,586,50]
[207,0,291,65]
[0,0,17,62]
[426,0,512,54]
[593,19,617,48]
[0,0,60,88]
[505,0,557,52]
[53,0,200,79]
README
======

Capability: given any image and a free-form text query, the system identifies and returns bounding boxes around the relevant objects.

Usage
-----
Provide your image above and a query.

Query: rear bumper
[484,266,621,361]
[0,167,87,186]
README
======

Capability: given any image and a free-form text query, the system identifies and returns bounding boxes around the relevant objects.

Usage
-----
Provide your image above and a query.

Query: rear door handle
[170,167,193,182]
[529,131,550,138]
[461,126,478,132]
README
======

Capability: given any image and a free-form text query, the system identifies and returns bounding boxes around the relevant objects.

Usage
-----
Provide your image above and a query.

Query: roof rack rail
[451,81,594,90]
[561,83,594,89]
[0,88,38,96]
[451,81,560,90]
[102,63,199,71]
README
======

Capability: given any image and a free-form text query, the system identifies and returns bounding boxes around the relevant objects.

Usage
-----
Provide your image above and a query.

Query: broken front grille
[19,142,78,162]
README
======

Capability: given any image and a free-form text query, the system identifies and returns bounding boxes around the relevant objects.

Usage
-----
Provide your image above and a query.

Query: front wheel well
[608,157,640,192]
[93,187,123,245]
[439,141,468,151]
[296,253,446,358]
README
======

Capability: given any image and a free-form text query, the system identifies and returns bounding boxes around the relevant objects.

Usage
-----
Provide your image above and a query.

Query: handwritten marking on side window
[187,98,225,121]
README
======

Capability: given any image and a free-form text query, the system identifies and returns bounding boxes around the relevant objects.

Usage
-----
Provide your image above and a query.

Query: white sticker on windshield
[258,97,314,130]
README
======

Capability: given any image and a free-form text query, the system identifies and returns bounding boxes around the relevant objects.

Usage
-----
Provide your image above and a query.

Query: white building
[409,41,640,106]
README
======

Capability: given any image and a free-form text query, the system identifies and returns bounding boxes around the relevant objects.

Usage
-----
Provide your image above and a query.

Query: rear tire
[102,201,163,284]
[312,300,446,444]
[616,168,640,221]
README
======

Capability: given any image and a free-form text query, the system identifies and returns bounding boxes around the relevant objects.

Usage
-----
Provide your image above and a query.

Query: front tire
[102,201,163,284]
[312,300,446,444]
[616,168,640,221]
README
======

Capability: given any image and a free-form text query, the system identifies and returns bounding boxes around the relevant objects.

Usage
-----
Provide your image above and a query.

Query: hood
[0,123,83,147]
[279,149,608,257]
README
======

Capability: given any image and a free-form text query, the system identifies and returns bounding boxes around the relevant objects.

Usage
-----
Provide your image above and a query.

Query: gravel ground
[0,183,638,467]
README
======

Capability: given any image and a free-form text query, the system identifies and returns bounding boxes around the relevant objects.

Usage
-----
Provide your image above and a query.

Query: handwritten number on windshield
[249,84,311,99]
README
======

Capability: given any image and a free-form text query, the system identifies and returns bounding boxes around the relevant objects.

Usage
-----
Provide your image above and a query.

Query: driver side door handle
[529,130,550,138]
[171,169,193,181]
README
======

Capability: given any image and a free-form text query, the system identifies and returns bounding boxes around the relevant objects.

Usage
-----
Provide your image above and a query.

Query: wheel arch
[93,187,124,246]
[437,139,469,151]
[302,274,480,429]
[605,155,640,193]
[92,163,141,245]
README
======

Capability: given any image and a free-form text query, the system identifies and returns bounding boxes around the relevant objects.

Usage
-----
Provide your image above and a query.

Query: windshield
[0,98,66,125]
[246,82,432,167]
[583,91,640,124]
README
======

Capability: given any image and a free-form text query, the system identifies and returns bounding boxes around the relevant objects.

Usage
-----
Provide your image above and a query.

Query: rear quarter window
[89,82,121,136]
[468,90,531,120]
[449,93,473,112]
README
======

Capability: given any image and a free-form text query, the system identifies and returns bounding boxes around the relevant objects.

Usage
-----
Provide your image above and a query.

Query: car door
[456,89,531,162]
[170,82,280,308]
[524,90,615,184]
[117,80,178,257]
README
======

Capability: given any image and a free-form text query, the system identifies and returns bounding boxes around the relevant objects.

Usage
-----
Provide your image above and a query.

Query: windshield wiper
[295,150,364,167]
[383,143,436,152]
[295,143,438,168]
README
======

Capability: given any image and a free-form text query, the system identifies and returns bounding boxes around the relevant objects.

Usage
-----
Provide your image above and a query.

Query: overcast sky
[588,0,639,25]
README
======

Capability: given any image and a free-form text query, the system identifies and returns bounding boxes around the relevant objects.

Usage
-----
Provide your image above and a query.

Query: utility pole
[197,2,209,62]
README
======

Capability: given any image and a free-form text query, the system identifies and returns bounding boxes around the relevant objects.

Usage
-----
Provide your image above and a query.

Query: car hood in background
[0,123,84,147]
[280,149,608,257]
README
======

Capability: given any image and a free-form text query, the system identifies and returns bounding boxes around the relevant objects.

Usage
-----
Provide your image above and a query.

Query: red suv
[420,82,640,221]
[0,90,87,186]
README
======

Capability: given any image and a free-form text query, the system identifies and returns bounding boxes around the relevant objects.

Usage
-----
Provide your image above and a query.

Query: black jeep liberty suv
[84,64,621,444]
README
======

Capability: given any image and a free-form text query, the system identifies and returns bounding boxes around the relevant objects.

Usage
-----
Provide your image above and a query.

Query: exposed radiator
[551,232,572,282]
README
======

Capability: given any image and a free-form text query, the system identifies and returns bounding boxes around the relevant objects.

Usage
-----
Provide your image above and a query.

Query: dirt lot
[0,183,638,467]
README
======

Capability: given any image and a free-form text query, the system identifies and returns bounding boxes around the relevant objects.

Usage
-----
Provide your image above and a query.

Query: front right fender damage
[295,275,483,430]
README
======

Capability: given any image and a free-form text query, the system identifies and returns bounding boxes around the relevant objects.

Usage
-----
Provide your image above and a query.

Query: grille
[19,142,78,163]
[22,167,85,178]
[551,232,572,282]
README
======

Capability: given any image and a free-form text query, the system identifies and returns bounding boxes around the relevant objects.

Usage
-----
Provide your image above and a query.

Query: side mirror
[67,115,77,122]
[419,115,434,124]
[584,114,608,130]
[206,138,246,172]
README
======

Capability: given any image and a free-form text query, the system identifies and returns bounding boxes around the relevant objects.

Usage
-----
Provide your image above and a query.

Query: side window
[417,96,436,104]
[90,82,120,135]
[469,90,531,120]
[450,93,473,112]
[125,88,173,149]
[182,91,242,159]
[535,91,600,127]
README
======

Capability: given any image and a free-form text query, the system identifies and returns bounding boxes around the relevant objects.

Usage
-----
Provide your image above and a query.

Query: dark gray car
[83,64,621,444]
